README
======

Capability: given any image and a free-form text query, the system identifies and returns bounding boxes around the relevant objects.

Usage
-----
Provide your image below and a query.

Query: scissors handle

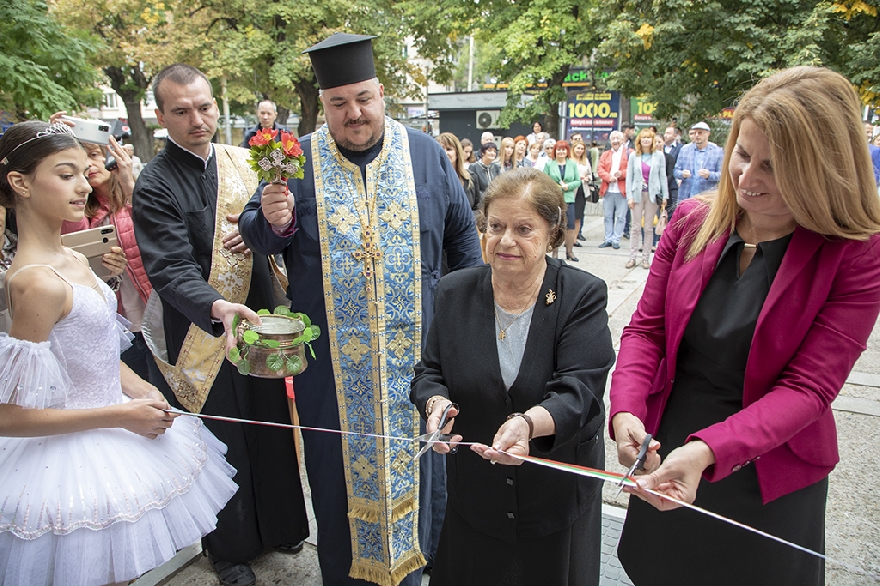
[633,433,653,472]
[436,402,456,432]
[414,403,459,461]
[615,433,653,495]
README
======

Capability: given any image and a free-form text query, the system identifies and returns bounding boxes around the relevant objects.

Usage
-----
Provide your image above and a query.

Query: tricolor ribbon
[168,409,880,582]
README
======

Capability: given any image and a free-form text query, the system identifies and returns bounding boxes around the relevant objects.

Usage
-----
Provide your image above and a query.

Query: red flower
[280,131,303,157]
[249,127,278,147]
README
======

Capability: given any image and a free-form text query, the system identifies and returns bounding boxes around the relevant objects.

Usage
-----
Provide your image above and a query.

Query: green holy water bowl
[235,314,308,379]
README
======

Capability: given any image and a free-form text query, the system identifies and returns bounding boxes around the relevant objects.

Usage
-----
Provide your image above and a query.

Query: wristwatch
[507,412,534,440]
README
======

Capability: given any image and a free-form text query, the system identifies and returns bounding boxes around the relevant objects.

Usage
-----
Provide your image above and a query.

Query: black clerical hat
[303,33,378,90]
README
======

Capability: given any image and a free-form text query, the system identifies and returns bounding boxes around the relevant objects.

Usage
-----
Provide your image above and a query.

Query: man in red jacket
[597,130,628,249]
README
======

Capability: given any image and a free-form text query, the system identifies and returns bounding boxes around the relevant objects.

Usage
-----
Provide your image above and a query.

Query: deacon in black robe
[132,138,310,564]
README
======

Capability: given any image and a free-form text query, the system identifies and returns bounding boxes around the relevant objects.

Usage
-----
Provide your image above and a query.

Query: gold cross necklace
[493,278,542,341]
[494,304,533,341]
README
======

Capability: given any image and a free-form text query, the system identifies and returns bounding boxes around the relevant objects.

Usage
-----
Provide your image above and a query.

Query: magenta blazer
[610,198,880,503]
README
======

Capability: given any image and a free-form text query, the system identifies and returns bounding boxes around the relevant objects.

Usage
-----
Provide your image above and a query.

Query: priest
[238,34,482,586]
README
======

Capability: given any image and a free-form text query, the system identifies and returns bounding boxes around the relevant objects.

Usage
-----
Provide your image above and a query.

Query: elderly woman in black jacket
[411,168,615,586]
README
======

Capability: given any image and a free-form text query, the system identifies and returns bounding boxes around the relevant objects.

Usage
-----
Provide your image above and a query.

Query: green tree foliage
[449,37,502,92]
[428,0,601,134]
[55,0,189,162]
[597,0,880,122]
[0,0,101,120]
[196,0,457,135]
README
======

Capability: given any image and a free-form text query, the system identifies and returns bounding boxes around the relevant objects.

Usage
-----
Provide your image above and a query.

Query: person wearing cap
[241,100,289,149]
[673,121,724,201]
[238,33,482,586]
[132,64,310,586]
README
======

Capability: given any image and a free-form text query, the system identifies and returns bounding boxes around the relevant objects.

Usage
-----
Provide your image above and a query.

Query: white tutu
[0,334,71,409]
[0,276,238,585]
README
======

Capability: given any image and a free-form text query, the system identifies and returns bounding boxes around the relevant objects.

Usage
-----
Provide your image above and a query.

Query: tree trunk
[277,105,290,129]
[121,95,153,163]
[295,78,319,135]
[544,66,570,139]
[104,65,153,163]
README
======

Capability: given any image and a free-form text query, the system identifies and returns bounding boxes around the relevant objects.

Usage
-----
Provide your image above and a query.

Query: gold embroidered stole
[312,118,425,586]
[148,144,255,413]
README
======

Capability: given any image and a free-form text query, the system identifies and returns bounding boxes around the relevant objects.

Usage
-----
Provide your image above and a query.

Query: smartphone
[61,225,119,279]
[60,116,111,145]
[105,151,118,171]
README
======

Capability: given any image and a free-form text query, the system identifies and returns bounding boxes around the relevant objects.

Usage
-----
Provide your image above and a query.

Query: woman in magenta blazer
[609,67,880,586]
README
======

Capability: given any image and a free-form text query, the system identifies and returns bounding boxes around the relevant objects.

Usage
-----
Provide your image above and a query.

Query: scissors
[414,402,458,460]
[616,433,653,496]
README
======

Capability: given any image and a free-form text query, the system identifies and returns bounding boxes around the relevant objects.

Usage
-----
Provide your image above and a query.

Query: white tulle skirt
[0,416,237,586]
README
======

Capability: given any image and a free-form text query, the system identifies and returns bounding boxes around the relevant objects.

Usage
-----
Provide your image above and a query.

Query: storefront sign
[566,90,620,141]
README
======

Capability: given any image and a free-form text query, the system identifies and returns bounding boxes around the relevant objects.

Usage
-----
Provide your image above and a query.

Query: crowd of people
[441,114,736,271]
[0,29,879,586]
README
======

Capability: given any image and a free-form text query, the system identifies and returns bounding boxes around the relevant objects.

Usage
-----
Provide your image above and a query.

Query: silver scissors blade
[414,403,456,460]
[616,433,653,495]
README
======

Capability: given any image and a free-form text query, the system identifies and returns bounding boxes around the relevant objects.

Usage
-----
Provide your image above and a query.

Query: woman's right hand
[101,246,127,278]
[426,397,461,454]
[612,412,661,473]
[628,200,636,210]
[118,398,175,439]
[49,111,75,127]
[107,136,135,197]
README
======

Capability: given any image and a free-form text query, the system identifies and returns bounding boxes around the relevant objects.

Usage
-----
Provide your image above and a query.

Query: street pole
[221,77,232,145]
[467,36,475,91]
[589,48,599,145]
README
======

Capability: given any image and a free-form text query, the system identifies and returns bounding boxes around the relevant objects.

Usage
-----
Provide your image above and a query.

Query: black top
[657,232,791,448]
[337,137,384,182]
[662,230,793,449]
[468,161,500,208]
[132,140,276,357]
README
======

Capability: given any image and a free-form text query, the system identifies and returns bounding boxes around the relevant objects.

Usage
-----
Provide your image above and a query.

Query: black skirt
[430,501,601,586]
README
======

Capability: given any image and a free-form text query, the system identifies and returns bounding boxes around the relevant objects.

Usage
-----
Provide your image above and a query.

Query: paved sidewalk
[136,210,879,585]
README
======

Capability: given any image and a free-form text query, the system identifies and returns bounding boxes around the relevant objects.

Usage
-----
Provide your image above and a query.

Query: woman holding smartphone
[53,112,154,381]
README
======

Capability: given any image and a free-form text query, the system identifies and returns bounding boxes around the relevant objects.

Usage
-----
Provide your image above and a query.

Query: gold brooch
[545,290,556,305]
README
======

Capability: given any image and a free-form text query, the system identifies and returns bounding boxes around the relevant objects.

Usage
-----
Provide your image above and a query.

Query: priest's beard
[332,118,384,152]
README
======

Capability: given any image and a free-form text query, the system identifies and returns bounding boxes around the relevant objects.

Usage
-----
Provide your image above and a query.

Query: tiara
[0,123,76,166]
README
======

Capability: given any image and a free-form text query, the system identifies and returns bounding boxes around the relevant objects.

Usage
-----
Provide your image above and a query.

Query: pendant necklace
[494,305,532,341]
[494,278,542,341]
